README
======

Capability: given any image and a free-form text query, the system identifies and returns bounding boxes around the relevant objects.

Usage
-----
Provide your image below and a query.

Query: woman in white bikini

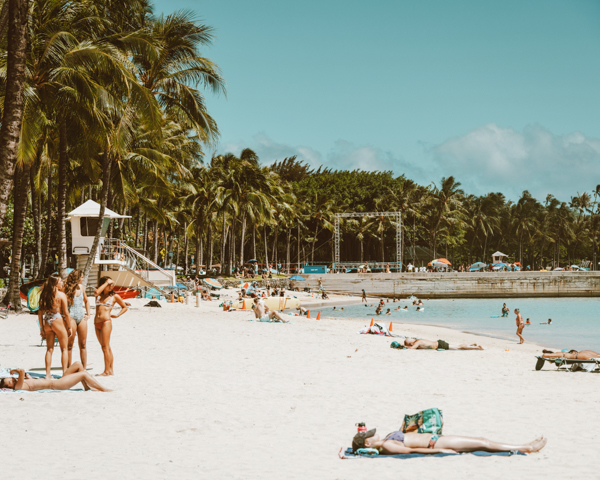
[38,275,72,378]
[64,269,91,368]
[352,428,546,455]
[94,277,128,376]
[0,362,111,392]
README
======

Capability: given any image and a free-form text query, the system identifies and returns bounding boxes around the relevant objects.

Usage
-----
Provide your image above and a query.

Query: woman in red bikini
[94,277,128,376]
[38,275,72,378]
[352,428,546,455]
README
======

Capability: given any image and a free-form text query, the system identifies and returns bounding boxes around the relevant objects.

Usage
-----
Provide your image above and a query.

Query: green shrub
[0,278,5,289]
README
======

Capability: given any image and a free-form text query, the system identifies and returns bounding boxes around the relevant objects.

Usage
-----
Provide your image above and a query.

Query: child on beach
[38,275,72,378]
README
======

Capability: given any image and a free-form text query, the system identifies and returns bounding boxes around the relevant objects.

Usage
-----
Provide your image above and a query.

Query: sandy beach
[1,291,597,479]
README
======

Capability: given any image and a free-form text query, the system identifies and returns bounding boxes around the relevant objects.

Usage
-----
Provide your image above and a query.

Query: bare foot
[520,436,547,453]
[96,372,110,377]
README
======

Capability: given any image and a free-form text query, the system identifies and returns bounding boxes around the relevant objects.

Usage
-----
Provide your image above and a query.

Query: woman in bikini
[38,275,72,378]
[515,308,525,344]
[542,349,600,360]
[352,428,546,455]
[0,362,111,392]
[94,277,128,376]
[64,269,91,368]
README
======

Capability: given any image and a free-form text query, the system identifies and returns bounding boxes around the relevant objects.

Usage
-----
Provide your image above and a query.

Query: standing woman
[64,269,91,368]
[94,277,128,376]
[38,275,72,378]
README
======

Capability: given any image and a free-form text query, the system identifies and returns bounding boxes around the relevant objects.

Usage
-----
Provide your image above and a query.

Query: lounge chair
[535,356,600,372]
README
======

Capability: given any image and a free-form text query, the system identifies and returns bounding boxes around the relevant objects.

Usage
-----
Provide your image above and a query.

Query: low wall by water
[292,272,600,298]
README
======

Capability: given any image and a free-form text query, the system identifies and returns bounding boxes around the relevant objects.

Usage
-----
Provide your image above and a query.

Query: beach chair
[535,356,600,373]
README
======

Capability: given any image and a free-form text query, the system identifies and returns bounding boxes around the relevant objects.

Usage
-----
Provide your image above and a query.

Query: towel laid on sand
[339,448,526,459]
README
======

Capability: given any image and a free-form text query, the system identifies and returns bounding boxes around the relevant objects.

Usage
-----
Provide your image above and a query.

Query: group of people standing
[37,271,128,378]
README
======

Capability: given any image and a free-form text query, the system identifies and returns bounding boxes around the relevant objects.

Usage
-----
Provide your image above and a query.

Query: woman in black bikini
[38,275,72,378]
[352,428,546,455]
[94,277,128,376]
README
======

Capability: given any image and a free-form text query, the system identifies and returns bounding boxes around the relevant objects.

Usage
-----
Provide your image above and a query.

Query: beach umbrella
[239,282,250,289]
[472,262,487,267]
[553,267,564,271]
[203,278,223,289]
[290,275,306,281]
[247,259,258,263]
[435,258,452,265]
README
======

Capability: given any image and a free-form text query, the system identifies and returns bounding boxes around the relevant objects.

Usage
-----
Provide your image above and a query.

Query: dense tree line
[1,1,598,314]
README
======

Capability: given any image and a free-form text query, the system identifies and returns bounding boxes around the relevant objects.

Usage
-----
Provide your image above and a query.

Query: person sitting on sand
[0,362,111,392]
[351,428,546,455]
[542,349,600,360]
[404,338,483,350]
[252,298,290,323]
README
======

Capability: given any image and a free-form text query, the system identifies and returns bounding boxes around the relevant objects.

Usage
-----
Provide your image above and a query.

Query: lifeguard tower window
[80,217,99,236]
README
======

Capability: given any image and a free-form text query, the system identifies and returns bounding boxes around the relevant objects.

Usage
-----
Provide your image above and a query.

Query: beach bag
[401,408,443,435]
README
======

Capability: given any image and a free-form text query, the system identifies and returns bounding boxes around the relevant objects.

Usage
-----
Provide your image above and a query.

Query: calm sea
[324,297,600,351]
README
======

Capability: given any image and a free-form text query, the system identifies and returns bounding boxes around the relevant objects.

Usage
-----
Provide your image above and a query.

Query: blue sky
[152,0,600,200]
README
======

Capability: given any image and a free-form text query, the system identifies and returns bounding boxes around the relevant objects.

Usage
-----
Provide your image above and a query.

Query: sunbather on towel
[542,349,600,360]
[404,338,484,350]
[252,298,290,323]
[352,428,546,455]
[0,362,111,392]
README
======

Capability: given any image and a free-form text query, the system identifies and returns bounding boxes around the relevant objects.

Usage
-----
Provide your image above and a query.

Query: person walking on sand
[63,269,91,368]
[515,308,525,344]
[361,289,367,303]
[94,277,128,376]
[38,275,72,378]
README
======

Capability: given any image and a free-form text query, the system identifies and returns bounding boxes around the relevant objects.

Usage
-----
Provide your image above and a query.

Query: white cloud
[432,123,600,201]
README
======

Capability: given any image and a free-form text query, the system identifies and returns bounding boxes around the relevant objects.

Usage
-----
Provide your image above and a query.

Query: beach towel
[339,448,526,459]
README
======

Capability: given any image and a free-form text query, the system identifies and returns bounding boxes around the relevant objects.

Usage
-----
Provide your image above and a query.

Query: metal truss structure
[333,212,402,271]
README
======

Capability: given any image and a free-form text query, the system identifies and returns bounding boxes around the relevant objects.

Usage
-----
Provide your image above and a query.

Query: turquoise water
[325,298,600,351]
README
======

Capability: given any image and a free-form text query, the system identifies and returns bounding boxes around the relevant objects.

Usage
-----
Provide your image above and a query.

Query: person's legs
[77,319,88,368]
[516,326,525,344]
[45,330,56,379]
[270,311,290,323]
[52,371,111,392]
[435,435,546,453]
[62,361,85,376]
[67,319,77,367]
[51,321,69,375]
[97,321,113,376]
[449,344,484,350]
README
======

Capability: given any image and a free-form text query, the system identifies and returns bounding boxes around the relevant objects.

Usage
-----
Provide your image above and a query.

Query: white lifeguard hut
[491,251,508,265]
[67,200,175,291]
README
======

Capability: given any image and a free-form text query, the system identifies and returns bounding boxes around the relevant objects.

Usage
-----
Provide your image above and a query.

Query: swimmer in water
[332,306,337,311]
[540,318,552,325]
[385,309,391,315]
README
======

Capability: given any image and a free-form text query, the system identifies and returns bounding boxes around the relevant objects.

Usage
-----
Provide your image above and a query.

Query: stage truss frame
[333,212,402,271]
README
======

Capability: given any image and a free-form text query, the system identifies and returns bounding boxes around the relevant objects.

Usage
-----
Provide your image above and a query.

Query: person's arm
[382,441,455,455]
[94,278,114,297]
[407,340,425,349]
[10,369,26,390]
[38,309,45,338]
[59,294,72,336]
[111,295,128,318]
[81,286,90,317]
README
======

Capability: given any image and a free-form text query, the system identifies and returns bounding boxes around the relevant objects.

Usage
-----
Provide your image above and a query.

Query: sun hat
[352,428,377,452]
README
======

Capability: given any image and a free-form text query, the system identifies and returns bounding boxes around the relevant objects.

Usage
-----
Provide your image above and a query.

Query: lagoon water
[325,297,600,351]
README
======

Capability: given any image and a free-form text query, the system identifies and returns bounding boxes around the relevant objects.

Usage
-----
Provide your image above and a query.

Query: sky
[152,0,600,201]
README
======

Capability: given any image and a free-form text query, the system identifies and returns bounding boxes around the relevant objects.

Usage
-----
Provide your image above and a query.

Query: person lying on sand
[0,362,111,392]
[542,349,600,360]
[404,338,483,350]
[252,298,290,323]
[352,428,546,455]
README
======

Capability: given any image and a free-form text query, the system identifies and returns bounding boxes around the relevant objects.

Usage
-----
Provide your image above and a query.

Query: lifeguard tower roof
[67,200,130,220]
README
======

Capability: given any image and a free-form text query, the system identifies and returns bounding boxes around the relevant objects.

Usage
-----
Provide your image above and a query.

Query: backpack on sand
[401,408,443,435]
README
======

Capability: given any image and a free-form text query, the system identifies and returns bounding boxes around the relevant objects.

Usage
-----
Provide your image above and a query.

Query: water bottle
[356,422,367,433]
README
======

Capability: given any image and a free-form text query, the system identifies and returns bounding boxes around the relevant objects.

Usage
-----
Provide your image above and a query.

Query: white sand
[0,293,597,479]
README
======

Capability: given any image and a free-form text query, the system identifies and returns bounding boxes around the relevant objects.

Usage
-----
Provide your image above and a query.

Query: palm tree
[429,176,464,258]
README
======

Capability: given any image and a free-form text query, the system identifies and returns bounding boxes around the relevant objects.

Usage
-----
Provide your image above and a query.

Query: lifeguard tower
[67,200,175,292]
[491,251,508,265]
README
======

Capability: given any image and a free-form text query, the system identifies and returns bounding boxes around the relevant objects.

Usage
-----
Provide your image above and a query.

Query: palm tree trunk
[220,208,227,273]
[5,165,30,309]
[57,119,68,278]
[0,0,30,229]
[208,223,213,271]
[152,220,158,263]
[143,212,148,253]
[195,224,202,273]
[163,230,169,267]
[239,213,246,265]
[252,222,256,260]
[312,225,319,263]
[183,221,189,275]
[297,223,301,268]
[41,165,52,277]
[30,166,42,279]
[286,227,291,273]
[360,239,364,263]
[271,226,278,267]
[82,153,112,287]
[135,207,141,247]
[263,225,269,272]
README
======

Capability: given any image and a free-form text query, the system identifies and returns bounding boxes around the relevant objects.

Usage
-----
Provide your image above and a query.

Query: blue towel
[341,448,526,459]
